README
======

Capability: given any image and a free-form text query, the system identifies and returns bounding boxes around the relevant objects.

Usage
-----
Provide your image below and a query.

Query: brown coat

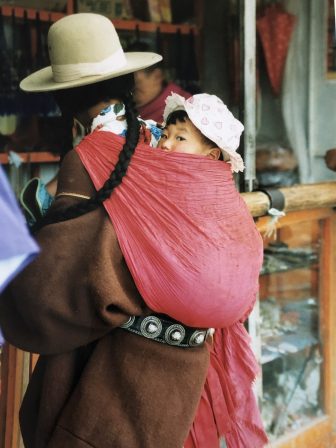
[0,151,210,448]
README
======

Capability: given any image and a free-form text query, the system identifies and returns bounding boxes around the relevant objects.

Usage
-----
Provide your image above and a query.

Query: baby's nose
[160,139,173,152]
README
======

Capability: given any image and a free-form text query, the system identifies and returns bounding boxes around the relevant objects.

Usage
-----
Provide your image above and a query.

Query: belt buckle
[189,330,207,346]
[140,316,162,338]
[120,316,136,328]
[164,324,186,346]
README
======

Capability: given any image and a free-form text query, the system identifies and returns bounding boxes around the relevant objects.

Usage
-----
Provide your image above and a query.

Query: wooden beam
[256,208,333,233]
[0,6,64,22]
[111,18,198,35]
[0,152,60,165]
[0,6,198,35]
[242,182,336,217]
[270,416,332,447]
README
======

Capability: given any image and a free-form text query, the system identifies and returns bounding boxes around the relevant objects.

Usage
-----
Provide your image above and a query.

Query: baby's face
[158,118,218,157]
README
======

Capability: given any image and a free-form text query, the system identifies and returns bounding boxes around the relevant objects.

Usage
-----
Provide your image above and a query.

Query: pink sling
[76,130,268,448]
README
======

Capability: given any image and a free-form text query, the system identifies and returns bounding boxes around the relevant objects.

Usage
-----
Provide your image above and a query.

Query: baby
[158,92,245,173]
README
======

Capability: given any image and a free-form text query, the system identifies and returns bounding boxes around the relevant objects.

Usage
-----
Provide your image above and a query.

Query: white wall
[257,0,336,183]
[308,0,336,181]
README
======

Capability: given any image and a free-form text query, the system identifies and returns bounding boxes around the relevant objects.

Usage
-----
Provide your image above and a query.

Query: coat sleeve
[0,150,149,355]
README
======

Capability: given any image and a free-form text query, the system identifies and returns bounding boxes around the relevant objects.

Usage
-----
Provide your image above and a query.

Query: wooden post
[66,0,74,15]
[0,347,35,448]
[3,345,17,448]
[0,345,9,447]
[320,214,336,444]
[243,0,257,192]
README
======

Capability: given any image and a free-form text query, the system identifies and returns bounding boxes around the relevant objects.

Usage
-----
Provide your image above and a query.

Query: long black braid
[32,76,140,232]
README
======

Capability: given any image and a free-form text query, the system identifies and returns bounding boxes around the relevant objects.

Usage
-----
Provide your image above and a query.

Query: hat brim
[20,52,162,92]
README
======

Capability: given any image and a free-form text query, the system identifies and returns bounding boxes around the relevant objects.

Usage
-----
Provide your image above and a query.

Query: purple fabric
[0,166,39,345]
[0,166,39,292]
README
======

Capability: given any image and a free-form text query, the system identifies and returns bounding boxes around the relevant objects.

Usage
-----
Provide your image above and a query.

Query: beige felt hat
[20,13,162,92]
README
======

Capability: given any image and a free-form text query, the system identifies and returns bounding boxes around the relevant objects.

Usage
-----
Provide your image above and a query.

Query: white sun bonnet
[163,93,245,172]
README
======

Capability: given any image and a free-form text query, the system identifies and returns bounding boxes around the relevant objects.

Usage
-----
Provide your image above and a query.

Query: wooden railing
[242,182,336,217]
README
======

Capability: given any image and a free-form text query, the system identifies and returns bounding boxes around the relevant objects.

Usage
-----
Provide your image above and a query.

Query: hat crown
[19,13,162,92]
[48,13,122,65]
[47,13,128,83]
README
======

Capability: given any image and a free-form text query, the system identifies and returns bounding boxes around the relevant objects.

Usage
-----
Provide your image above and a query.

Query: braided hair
[33,74,140,232]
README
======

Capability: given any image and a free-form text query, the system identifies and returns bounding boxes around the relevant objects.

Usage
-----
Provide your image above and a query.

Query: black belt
[120,314,214,348]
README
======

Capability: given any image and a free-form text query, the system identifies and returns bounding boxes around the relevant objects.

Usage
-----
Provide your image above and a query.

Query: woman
[0,13,267,448]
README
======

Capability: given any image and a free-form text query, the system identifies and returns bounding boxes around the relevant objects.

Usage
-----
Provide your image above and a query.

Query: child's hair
[165,110,223,158]
[32,74,140,232]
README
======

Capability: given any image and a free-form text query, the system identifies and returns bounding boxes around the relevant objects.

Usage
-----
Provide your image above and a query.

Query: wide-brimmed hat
[20,13,162,92]
[163,93,245,172]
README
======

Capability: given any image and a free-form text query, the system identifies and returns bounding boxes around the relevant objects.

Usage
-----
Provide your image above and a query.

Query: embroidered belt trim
[56,192,91,200]
[120,314,214,348]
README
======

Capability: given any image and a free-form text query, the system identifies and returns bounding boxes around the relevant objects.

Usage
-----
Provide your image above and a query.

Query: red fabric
[257,4,296,95]
[76,131,268,447]
[186,326,268,448]
[138,82,190,123]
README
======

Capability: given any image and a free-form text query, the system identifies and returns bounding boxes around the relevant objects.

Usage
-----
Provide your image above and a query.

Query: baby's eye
[176,136,185,141]
[161,134,168,139]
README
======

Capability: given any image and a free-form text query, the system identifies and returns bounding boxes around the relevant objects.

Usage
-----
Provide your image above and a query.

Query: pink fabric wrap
[76,131,268,447]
